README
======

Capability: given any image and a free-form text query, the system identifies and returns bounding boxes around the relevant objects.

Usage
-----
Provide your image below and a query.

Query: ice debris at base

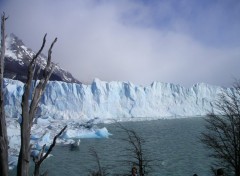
[7,117,111,170]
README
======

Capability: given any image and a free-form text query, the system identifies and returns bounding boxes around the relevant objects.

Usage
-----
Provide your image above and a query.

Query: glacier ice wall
[4,78,231,121]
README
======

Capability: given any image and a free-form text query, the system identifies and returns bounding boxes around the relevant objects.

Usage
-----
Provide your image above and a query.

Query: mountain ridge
[4,33,81,84]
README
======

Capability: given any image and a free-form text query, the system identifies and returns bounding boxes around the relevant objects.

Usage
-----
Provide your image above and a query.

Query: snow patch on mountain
[4,33,81,84]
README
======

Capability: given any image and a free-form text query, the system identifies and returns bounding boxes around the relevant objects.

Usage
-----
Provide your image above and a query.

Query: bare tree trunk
[116,123,153,176]
[34,164,40,176]
[88,147,109,176]
[0,13,8,176]
[17,124,31,176]
[33,125,67,176]
[17,34,57,176]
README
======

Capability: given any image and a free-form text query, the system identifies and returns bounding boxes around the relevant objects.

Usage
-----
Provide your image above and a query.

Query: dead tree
[201,81,240,176]
[0,12,8,176]
[88,147,109,176]
[32,125,67,176]
[116,123,152,176]
[17,34,57,176]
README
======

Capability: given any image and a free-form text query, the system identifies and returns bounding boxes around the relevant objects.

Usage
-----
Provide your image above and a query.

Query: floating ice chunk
[34,143,50,151]
[70,139,80,151]
[32,132,52,150]
[8,155,18,170]
[31,150,53,159]
[61,139,76,145]
[62,127,111,139]
[31,150,40,158]
[95,127,111,138]
[39,132,51,145]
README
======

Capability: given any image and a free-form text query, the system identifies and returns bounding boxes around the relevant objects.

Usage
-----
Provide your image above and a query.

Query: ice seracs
[4,78,229,122]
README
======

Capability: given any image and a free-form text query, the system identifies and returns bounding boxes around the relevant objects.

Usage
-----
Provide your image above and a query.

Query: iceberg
[62,127,111,139]
[8,155,18,170]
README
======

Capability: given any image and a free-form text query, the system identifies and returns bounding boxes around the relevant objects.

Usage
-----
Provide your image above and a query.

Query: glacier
[4,78,230,122]
[4,78,232,169]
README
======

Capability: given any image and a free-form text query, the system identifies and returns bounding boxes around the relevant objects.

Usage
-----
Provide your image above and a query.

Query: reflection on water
[9,117,213,176]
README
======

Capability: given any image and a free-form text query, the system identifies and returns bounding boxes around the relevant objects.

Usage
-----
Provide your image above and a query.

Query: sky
[0,0,240,87]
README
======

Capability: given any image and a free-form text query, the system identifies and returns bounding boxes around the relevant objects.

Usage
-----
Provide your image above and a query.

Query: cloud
[1,0,240,87]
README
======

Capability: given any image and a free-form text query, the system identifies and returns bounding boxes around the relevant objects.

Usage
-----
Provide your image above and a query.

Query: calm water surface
[10,117,213,176]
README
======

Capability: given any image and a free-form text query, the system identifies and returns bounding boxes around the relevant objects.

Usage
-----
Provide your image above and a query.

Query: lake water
[10,117,214,176]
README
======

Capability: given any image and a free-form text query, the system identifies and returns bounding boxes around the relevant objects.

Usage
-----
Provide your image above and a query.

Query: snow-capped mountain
[4,78,231,122]
[4,33,80,84]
